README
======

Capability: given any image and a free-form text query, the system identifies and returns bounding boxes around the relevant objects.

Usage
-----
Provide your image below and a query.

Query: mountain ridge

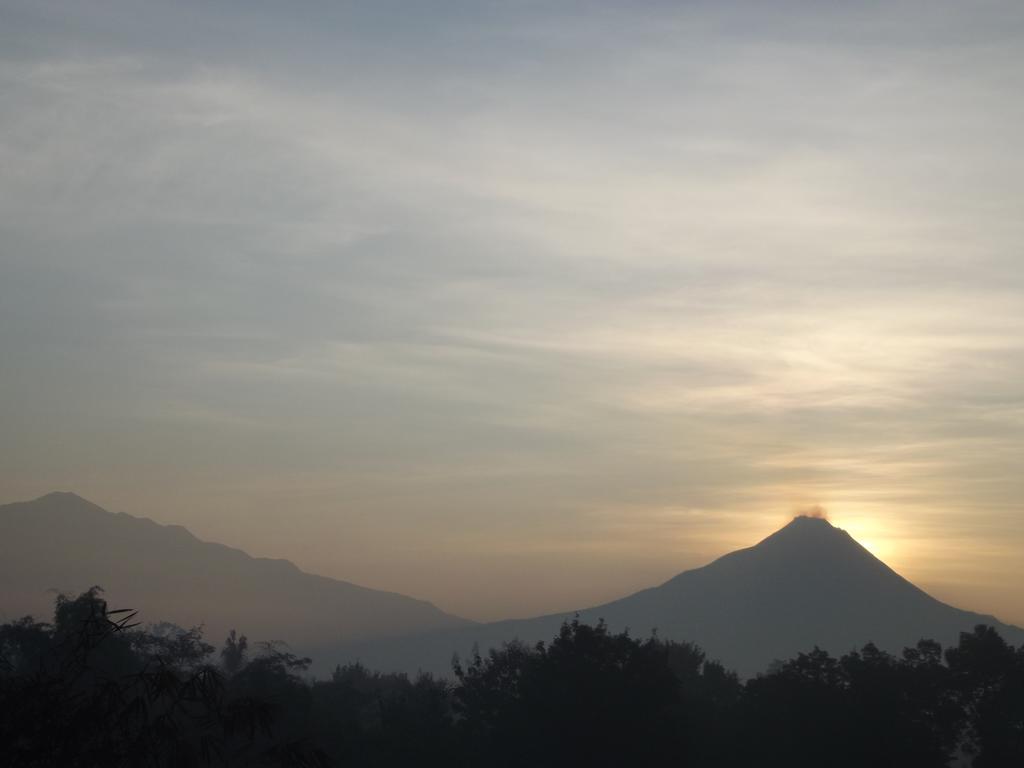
[322,514,1024,678]
[0,492,472,648]
[3,494,1020,679]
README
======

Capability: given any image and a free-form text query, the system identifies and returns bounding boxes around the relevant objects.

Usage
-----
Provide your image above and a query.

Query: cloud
[1,0,1023,623]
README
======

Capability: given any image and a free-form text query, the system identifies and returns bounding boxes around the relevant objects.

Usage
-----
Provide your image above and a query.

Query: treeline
[2,589,1022,767]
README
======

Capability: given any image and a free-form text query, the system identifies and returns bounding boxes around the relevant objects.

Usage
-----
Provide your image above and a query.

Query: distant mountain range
[0,492,471,650]
[2,493,1020,678]
[324,514,1024,678]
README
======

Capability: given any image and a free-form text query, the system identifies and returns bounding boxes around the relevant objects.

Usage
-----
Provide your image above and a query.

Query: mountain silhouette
[0,492,471,649]
[4,495,1020,678]
[327,515,1024,677]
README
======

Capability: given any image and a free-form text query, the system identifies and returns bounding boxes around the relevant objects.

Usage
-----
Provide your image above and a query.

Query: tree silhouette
[0,588,326,767]
[221,630,249,677]
[947,625,1024,766]
[454,617,721,767]
[3,592,1022,768]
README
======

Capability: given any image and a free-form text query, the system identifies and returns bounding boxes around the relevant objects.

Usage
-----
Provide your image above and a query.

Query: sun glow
[828,513,907,570]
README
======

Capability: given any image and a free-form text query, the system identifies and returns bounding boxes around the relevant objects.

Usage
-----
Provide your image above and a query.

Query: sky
[1,0,1023,625]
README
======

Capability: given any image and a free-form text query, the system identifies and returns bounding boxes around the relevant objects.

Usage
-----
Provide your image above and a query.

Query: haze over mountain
[0,492,471,648]
[3,493,1020,679]
[328,515,1024,678]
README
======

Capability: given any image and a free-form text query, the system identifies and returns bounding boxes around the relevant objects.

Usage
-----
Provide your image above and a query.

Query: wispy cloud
[1,0,1022,623]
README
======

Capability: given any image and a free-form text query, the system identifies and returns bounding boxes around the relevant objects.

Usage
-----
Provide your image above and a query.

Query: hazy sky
[2,0,1023,625]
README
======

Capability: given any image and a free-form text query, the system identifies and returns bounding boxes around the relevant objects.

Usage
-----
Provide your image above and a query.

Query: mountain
[0,492,471,650]
[326,515,1024,678]
[4,497,1019,679]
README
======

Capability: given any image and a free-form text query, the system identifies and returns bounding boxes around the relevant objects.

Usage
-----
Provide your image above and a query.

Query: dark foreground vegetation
[2,589,1022,767]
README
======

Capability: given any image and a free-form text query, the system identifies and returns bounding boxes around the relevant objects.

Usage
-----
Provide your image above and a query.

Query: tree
[455,618,693,768]
[947,625,1024,767]
[221,629,249,677]
[0,588,326,767]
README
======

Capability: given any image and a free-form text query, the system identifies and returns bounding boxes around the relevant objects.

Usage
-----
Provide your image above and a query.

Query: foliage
[0,588,326,767]
[2,591,1022,767]
[453,618,715,767]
